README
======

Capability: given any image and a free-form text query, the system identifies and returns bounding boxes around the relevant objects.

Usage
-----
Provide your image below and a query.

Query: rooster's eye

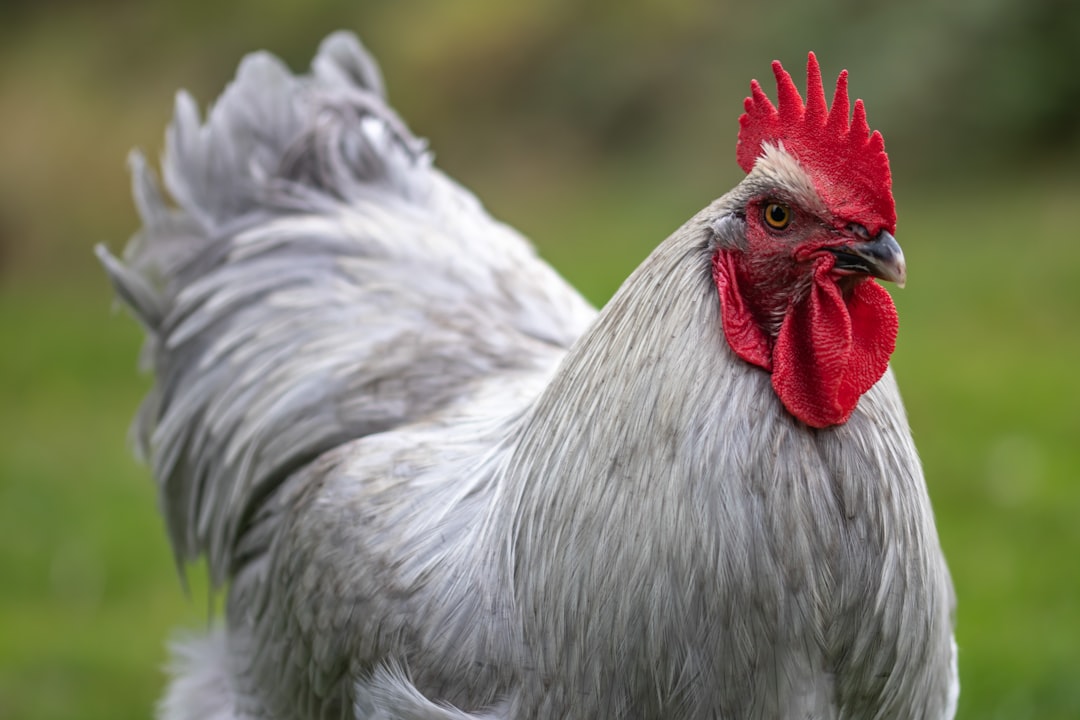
[763,203,792,231]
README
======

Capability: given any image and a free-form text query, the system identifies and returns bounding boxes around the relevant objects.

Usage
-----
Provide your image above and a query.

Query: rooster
[99,32,958,720]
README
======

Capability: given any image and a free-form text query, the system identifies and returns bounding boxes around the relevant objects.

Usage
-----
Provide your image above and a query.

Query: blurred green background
[1,1,1078,718]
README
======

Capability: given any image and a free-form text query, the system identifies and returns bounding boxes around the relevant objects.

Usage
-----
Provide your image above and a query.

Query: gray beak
[826,230,907,288]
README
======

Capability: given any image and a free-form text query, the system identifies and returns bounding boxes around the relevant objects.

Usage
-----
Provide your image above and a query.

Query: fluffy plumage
[100,33,957,719]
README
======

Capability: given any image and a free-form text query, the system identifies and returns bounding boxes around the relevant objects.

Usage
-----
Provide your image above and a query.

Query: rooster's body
[100,33,958,720]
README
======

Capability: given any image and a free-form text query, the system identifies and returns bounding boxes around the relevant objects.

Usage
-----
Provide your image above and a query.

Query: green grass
[0,282,210,720]
[1,173,1077,719]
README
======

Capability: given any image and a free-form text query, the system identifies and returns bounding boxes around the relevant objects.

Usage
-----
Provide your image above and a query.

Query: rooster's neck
[485,205,951,717]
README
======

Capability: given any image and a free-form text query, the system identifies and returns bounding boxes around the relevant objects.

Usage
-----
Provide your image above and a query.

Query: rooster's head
[711,53,903,429]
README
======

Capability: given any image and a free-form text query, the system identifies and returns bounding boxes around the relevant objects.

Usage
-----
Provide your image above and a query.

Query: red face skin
[738,197,883,315]
[713,197,899,428]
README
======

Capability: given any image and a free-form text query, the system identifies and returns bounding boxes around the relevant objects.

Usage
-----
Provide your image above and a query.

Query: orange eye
[763,202,791,231]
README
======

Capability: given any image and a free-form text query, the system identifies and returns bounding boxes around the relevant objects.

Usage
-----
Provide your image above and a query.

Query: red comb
[736,53,895,234]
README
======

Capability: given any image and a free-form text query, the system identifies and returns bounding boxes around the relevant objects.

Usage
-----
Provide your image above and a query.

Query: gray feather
[99,31,594,588]
[101,32,956,720]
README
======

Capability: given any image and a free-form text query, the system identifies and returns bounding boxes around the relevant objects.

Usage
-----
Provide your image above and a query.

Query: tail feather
[99,32,594,587]
[99,32,438,583]
[162,32,414,232]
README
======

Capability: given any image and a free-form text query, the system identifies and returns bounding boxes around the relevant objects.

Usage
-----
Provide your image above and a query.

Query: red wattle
[713,251,898,428]
[712,249,773,371]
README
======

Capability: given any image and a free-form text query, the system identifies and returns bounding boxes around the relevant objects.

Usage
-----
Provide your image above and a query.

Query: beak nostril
[847,223,870,240]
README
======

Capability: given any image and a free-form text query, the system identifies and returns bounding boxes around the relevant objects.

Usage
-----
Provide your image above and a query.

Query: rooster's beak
[826,230,907,288]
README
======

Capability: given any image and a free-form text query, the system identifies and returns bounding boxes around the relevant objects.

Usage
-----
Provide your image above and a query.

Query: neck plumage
[484,204,786,680]
[475,201,947,717]
[503,207,735,532]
